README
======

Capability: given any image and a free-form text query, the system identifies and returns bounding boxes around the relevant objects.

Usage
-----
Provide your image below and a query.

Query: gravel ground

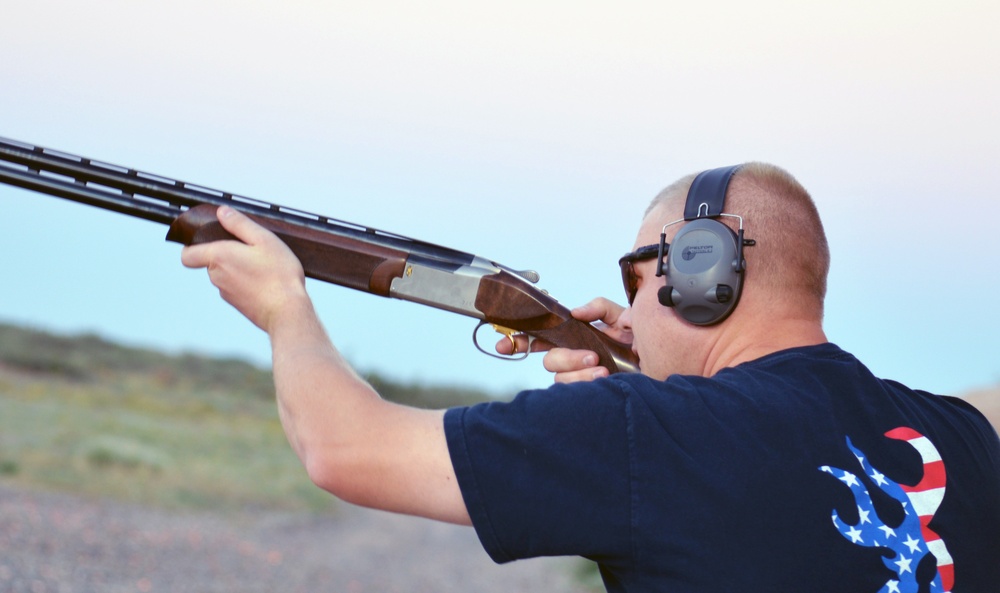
[0,483,588,593]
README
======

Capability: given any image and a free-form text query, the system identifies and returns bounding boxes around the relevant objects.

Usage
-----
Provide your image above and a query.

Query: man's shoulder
[560,343,857,406]
[648,343,856,393]
[715,342,861,389]
[732,342,855,371]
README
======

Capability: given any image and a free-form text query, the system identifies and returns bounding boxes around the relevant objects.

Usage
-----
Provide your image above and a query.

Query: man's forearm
[268,294,376,471]
[267,293,471,524]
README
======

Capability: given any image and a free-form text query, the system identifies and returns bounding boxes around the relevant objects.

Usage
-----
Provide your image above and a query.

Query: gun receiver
[0,136,639,374]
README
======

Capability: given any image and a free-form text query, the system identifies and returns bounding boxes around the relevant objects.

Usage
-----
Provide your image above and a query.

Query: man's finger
[543,348,599,373]
[180,207,258,270]
[215,205,271,246]
[495,334,553,356]
[553,367,610,384]
[571,297,625,324]
[180,242,216,269]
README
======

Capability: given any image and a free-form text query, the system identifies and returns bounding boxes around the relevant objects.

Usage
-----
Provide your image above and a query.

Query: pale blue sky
[1,1,998,396]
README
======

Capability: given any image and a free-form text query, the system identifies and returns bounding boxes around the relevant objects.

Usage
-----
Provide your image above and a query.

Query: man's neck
[703,317,828,377]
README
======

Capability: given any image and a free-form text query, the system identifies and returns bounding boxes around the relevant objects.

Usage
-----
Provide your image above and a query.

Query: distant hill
[0,322,502,408]
[0,322,502,511]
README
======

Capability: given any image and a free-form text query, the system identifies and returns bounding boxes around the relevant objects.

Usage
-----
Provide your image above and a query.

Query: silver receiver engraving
[389,258,498,318]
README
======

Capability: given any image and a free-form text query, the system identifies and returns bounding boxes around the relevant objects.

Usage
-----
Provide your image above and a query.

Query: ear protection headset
[655,165,755,326]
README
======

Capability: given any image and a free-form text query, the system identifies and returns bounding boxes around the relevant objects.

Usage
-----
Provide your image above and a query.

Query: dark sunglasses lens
[620,261,637,305]
[618,244,663,305]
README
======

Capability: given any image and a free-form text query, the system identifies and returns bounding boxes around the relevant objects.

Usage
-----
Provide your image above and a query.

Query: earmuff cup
[657,218,743,325]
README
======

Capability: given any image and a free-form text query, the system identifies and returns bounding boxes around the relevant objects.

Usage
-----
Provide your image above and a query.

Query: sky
[1,1,998,397]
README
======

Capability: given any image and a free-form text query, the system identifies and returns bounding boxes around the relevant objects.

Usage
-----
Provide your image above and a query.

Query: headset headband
[683,165,743,220]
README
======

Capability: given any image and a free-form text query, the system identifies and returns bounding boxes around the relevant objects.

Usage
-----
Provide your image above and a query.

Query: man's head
[621,162,830,379]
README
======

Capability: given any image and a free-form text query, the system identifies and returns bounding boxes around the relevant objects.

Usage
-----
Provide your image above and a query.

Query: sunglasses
[617,243,665,305]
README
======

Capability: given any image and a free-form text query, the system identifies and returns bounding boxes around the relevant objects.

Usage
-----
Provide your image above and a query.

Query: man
[182,163,1000,591]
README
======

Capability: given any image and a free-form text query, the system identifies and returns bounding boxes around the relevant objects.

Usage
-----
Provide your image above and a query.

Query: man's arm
[181,206,470,525]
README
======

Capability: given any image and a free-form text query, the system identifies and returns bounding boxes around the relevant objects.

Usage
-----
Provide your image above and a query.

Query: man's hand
[180,206,307,333]
[496,297,635,383]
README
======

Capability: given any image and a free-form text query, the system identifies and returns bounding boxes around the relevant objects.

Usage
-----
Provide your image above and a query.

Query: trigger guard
[473,321,531,361]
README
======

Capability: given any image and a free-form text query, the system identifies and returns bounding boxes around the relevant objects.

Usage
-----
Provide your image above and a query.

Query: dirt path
[0,483,588,593]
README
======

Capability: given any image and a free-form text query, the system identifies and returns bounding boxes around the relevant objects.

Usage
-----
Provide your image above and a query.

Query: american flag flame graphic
[820,427,954,593]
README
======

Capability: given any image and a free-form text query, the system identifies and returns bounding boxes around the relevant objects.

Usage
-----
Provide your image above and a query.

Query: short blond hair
[647,163,830,316]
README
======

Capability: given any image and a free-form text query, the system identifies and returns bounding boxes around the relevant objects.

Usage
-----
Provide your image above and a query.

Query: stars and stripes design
[884,427,954,592]
[820,428,953,593]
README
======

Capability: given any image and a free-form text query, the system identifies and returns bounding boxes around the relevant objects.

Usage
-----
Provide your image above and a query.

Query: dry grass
[0,323,500,512]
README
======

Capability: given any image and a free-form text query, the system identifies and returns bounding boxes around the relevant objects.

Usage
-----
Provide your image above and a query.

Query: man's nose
[620,305,633,330]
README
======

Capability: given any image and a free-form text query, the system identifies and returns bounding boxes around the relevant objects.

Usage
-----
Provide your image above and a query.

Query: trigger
[491,323,519,353]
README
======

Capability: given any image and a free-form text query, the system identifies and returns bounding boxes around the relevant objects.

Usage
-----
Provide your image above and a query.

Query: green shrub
[77,435,171,472]
[0,459,18,475]
[0,322,512,512]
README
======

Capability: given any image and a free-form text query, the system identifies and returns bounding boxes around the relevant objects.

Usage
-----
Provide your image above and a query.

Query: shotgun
[0,136,639,374]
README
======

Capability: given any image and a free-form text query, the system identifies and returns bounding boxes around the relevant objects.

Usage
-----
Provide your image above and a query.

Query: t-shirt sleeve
[444,378,634,564]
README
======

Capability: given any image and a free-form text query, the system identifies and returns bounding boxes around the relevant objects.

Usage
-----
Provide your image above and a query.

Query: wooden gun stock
[474,272,638,374]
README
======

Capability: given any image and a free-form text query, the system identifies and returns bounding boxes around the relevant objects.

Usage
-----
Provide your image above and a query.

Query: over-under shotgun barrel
[0,136,640,374]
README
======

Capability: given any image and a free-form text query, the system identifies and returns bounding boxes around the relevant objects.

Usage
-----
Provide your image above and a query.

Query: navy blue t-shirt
[444,343,1000,592]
